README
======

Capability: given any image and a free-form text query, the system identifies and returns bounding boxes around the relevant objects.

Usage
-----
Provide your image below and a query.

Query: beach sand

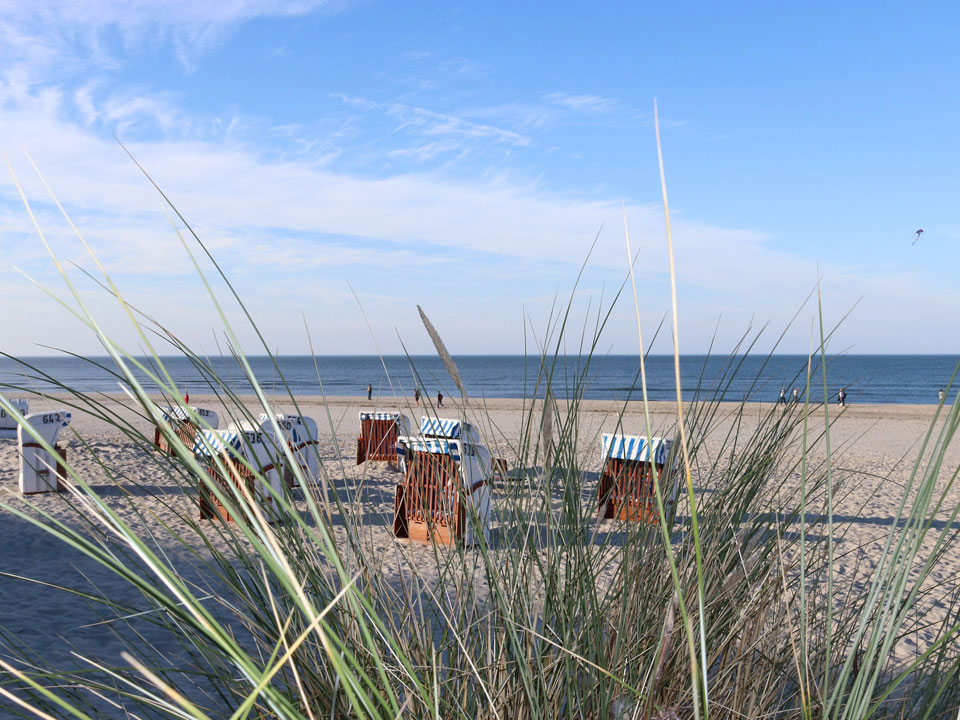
[1,393,957,710]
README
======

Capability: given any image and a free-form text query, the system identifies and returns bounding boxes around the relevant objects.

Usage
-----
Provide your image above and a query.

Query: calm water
[1,355,957,405]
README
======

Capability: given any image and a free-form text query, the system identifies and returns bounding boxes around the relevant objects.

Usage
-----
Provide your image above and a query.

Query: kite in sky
[912,229,924,245]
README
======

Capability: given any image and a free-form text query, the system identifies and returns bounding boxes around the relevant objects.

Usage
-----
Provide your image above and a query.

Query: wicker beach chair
[154,405,219,456]
[194,428,285,524]
[393,417,492,545]
[0,398,29,440]
[597,433,677,522]
[257,413,320,488]
[356,412,412,467]
[18,410,71,495]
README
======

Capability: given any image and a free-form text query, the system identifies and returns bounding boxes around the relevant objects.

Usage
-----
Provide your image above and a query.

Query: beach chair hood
[0,398,29,438]
[161,406,219,429]
[601,433,674,466]
[361,412,412,435]
[419,416,480,443]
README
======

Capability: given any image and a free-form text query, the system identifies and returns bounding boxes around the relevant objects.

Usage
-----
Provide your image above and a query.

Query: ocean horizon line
[8,352,960,360]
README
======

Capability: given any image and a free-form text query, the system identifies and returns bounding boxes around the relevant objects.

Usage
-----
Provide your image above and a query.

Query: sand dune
[0,392,957,713]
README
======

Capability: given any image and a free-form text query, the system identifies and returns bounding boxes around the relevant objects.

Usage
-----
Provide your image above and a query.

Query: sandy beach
[1,392,958,712]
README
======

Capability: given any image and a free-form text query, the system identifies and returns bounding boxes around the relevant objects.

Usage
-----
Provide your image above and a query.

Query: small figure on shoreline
[838,387,847,407]
[367,383,372,401]
[778,387,787,405]
[792,387,800,403]
[414,387,420,406]
[939,388,944,403]
[437,391,444,408]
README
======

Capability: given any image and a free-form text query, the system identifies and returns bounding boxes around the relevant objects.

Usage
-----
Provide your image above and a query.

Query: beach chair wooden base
[394,484,464,544]
[598,457,663,523]
[21,445,67,495]
[393,452,487,545]
[199,457,278,524]
[408,518,460,544]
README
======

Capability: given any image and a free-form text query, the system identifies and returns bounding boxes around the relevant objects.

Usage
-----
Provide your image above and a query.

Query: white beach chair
[393,416,492,546]
[18,410,71,495]
[225,418,288,491]
[0,398,29,439]
[194,427,285,523]
[598,433,678,522]
[259,413,321,487]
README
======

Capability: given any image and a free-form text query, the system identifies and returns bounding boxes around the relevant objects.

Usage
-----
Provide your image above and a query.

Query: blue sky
[1,1,957,357]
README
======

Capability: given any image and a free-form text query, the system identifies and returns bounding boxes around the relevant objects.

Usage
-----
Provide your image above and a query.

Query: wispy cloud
[0,7,949,357]
[389,106,530,146]
[542,92,622,114]
[2,79,816,355]
[0,0,347,73]
[330,94,531,164]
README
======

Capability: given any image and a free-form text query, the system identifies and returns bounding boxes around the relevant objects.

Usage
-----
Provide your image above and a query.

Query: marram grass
[0,157,959,719]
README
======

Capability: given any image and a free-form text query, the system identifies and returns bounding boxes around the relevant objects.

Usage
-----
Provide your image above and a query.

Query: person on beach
[792,387,800,403]
[778,387,787,405]
[838,387,847,407]
[367,383,372,400]
[437,391,444,408]
[414,388,420,405]
[939,388,945,403]
[184,386,189,404]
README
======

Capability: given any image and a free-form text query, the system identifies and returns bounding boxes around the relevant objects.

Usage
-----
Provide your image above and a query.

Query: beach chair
[226,417,293,488]
[393,417,492,545]
[258,413,320,487]
[18,411,71,495]
[598,433,677,522]
[357,412,412,467]
[0,398,29,439]
[194,427,285,524]
[154,406,219,455]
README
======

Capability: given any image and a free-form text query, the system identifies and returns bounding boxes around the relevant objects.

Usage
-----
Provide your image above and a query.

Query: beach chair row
[366,413,677,547]
[5,398,679,546]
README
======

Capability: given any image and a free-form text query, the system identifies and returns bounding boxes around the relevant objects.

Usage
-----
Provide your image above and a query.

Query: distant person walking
[367,383,372,400]
[838,387,847,407]
[437,391,444,408]
[778,387,787,405]
[939,388,945,403]
[414,388,420,406]
[792,387,800,403]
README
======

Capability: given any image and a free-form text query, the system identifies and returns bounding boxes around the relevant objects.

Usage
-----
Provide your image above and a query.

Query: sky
[1,1,958,358]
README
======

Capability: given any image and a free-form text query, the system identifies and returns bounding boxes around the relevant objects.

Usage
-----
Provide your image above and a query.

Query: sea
[1,355,958,405]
